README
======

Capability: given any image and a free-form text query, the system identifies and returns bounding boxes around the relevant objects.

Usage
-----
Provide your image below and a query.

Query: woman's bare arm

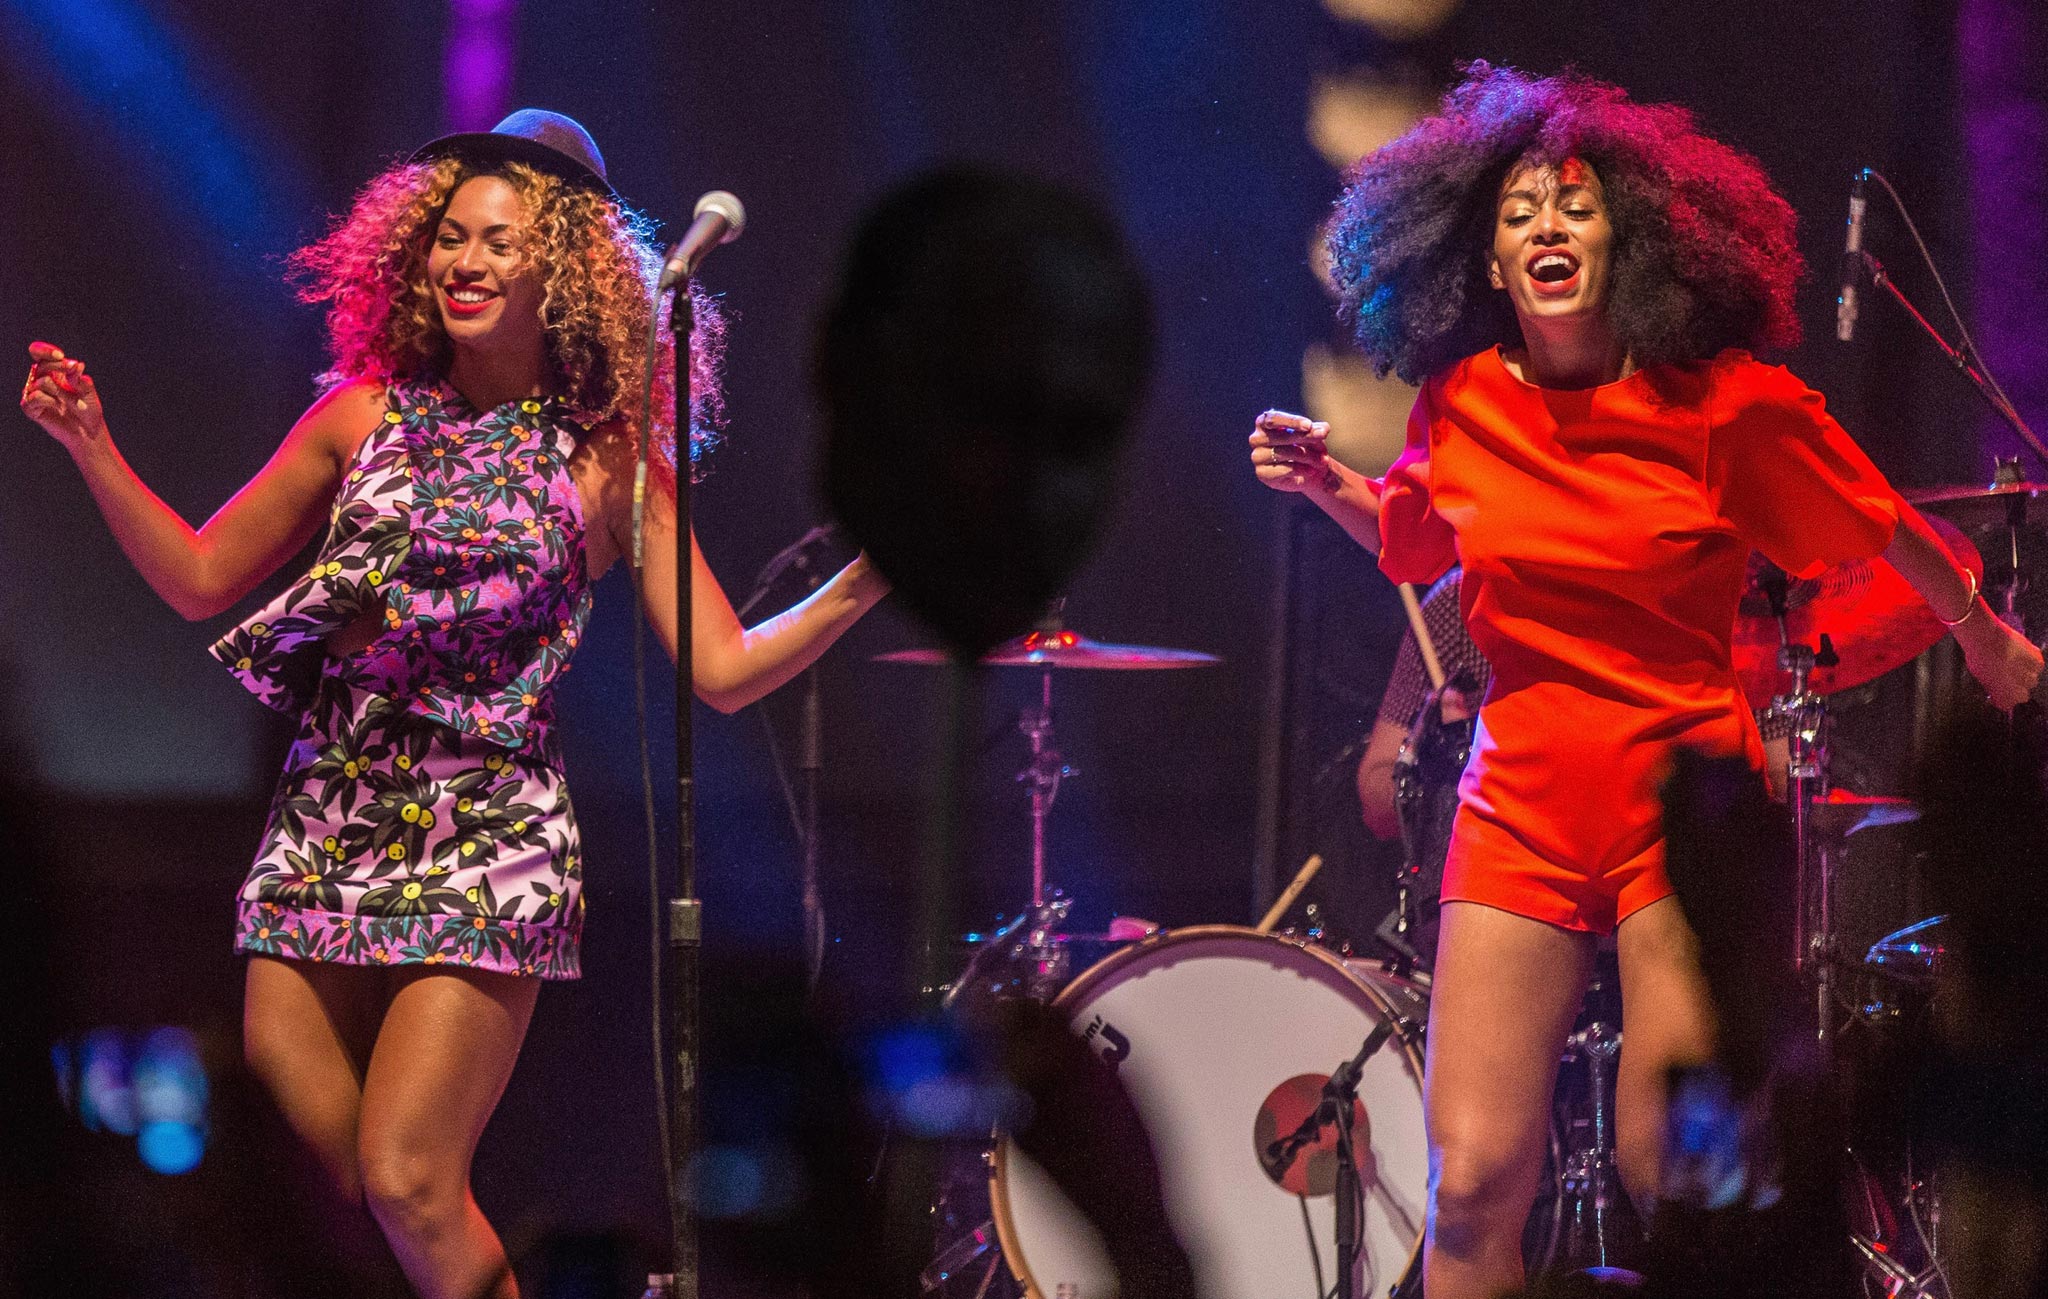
[1883,500,2043,709]
[636,490,887,713]
[579,428,889,713]
[20,343,380,620]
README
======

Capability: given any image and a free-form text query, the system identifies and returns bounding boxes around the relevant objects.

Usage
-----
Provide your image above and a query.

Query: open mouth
[442,284,499,317]
[1528,252,1580,285]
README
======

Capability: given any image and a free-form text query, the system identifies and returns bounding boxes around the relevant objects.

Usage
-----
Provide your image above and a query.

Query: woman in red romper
[1250,65,2041,1297]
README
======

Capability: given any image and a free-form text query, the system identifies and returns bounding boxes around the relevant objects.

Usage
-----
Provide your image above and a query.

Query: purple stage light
[1961,0,2048,465]
[445,0,516,131]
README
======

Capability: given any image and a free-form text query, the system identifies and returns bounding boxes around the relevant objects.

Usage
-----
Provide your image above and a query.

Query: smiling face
[1486,157,1615,330]
[426,174,546,359]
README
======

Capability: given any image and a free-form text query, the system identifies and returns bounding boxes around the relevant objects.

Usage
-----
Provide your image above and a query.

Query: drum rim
[986,923,1427,1299]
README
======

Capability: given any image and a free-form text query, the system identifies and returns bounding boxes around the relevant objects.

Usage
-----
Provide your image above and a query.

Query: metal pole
[666,281,702,1299]
[801,664,825,986]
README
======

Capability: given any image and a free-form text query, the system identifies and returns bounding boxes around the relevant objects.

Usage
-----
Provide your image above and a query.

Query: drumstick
[1397,582,1447,691]
[1256,854,1325,934]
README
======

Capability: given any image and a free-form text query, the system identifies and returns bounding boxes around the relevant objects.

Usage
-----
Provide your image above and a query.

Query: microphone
[1836,168,1869,342]
[658,190,746,290]
[738,524,844,618]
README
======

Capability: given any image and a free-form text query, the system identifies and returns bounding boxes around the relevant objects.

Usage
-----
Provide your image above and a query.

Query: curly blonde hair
[289,156,726,486]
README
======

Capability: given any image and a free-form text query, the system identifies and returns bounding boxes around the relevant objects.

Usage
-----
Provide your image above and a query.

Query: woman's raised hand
[19,342,109,455]
[1249,409,1334,494]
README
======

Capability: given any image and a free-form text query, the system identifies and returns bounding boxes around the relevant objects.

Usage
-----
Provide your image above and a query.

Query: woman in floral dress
[19,110,887,1299]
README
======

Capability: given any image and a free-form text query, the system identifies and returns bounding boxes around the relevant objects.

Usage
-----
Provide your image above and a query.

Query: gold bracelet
[1937,569,1980,628]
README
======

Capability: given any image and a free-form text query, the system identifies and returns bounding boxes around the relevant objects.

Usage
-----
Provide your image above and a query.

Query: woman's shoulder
[1696,350,1843,457]
[293,375,393,462]
[1699,348,1812,405]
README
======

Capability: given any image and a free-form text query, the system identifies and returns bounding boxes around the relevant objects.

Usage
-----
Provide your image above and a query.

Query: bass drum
[989,925,1429,1299]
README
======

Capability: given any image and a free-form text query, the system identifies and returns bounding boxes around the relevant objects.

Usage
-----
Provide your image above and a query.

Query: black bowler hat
[409,108,615,200]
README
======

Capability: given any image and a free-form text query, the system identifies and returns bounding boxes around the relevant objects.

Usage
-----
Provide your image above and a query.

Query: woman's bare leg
[356,966,539,1299]
[243,955,386,1200]
[1612,895,1718,1211]
[1423,901,1597,1299]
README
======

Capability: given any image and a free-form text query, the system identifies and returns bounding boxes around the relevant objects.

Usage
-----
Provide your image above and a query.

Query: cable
[1866,170,2033,438]
[1297,1193,1328,1299]
[633,276,673,1195]
[1905,1148,1953,1299]
[757,706,806,843]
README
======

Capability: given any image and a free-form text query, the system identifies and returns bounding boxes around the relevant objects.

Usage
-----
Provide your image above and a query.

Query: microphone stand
[1858,250,2048,466]
[799,629,825,988]
[737,534,833,989]
[665,279,702,1299]
[1263,1017,1412,1299]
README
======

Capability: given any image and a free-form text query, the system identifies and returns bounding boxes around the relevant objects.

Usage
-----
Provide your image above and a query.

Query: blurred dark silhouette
[809,166,1186,1299]
[1904,708,2048,1299]
[815,165,1154,659]
[0,668,86,1298]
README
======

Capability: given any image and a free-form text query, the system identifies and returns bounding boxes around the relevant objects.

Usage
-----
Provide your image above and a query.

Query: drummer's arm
[1356,719,1410,840]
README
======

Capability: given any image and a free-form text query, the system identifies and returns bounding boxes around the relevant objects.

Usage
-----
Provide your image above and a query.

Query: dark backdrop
[2,0,2038,1290]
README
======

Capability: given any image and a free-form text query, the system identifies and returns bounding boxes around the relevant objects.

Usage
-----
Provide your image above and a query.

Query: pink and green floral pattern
[210,378,593,754]
[236,676,582,978]
[212,379,595,979]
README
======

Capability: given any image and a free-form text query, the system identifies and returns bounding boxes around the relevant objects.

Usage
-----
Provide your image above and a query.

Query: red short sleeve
[1377,387,1458,585]
[1706,357,1900,580]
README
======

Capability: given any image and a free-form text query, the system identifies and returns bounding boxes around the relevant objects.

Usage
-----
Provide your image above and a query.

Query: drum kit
[879,472,2043,1299]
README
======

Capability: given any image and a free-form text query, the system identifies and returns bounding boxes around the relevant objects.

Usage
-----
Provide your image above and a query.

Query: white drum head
[991,926,1427,1299]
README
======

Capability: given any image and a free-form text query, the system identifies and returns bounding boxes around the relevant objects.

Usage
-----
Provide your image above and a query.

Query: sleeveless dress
[1376,347,1902,933]
[208,377,596,978]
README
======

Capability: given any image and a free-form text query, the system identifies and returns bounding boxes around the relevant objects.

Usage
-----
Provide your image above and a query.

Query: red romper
[1376,346,1902,933]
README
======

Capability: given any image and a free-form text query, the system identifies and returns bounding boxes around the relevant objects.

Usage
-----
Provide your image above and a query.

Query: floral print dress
[209,378,596,978]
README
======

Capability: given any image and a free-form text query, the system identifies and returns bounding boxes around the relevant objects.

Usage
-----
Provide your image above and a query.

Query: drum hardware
[1381,689,1472,972]
[1554,1020,1626,1273]
[1261,1013,1422,1299]
[941,896,1079,1009]
[879,611,1221,909]
[1848,1232,1946,1299]
[1733,517,1982,711]
[1905,470,2048,642]
[1744,546,1968,1298]
[922,1218,1003,1296]
[990,926,1432,1299]
[1844,919,1951,1299]
[1015,674,1070,911]
[1743,553,1947,1045]
[1862,914,1946,990]
[1300,900,1328,946]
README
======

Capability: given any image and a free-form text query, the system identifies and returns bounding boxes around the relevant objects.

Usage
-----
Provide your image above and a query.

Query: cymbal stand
[1556,1019,1625,1270]
[1018,670,1072,911]
[1762,574,1843,1045]
[1768,590,1949,1295]
[1990,458,2032,639]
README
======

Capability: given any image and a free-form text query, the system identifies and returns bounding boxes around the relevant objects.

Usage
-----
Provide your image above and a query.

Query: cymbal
[1733,514,1982,708]
[1902,480,2048,532]
[1807,788,1920,839]
[877,629,1221,669]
